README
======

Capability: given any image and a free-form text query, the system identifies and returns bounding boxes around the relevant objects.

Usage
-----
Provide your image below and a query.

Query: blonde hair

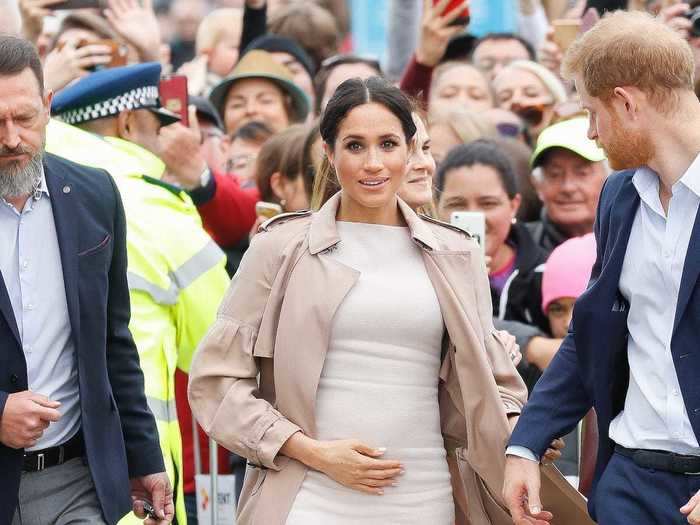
[500,60,568,104]
[428,106,496,144]
[311,156,339,211]
[195,8,242,55]
[561,10,694,112]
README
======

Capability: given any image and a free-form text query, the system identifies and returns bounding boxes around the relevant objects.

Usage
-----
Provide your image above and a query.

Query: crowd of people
[3,0,700,524]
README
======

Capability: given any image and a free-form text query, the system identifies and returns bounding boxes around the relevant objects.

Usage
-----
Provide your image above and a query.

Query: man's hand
[104,0,162,62]
[415,0,469,67]
[0,390,61,449]
[682,489,700,524]
[159,106,208,190]
[130,473,174,524]
[503,455,553,525]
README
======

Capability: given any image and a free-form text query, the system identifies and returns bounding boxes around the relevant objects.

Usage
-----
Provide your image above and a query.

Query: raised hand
[415,0,470,67]
[104,0,162,62]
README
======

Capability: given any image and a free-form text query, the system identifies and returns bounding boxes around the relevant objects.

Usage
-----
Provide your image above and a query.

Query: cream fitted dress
[285,221,455,525]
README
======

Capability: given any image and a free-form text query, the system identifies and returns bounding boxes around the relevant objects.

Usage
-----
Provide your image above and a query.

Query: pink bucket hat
[541,233,597,313]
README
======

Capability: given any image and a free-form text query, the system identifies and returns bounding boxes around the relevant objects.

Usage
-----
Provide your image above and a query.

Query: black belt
[23,431,84,472]
[615,444,700,475]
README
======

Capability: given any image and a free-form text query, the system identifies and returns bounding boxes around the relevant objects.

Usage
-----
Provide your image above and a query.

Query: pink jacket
[188,193,528,524]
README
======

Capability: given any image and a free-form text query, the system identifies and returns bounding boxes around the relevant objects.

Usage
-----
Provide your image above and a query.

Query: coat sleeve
[508,177,613,456]
[190,172,259,248]
[188,229,301,471]
[469,239,529,416]
[104,173,165,478]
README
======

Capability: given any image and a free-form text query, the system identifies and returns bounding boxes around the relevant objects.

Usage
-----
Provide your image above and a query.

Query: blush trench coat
[188,193,528,525]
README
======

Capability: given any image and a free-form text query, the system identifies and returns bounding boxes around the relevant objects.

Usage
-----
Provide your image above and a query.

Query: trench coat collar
[307,192,440,254]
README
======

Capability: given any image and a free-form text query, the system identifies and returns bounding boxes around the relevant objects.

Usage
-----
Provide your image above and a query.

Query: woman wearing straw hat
[209,49,310,135]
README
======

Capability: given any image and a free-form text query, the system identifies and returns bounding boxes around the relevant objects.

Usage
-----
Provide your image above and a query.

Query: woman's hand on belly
[280,433,404,495]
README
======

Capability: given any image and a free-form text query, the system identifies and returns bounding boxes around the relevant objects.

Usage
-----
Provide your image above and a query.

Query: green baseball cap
[530,116,606,168]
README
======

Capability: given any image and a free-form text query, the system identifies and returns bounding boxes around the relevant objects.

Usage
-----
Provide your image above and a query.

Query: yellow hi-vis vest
[46,120,230,525]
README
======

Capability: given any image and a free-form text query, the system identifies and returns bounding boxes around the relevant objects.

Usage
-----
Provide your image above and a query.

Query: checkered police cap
[52,62,166,125]
[58,85,159,125]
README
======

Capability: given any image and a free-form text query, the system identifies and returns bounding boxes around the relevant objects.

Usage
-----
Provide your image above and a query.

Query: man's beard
[0,144,44,200]
[604,114,654,171]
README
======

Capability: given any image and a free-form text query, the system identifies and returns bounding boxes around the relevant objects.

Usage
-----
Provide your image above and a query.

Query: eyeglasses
[226,153,257,174]
[319,54,382,75]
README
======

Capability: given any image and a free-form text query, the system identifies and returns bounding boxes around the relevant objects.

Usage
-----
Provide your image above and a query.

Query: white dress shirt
[508,157,700,462]
[0,171,81,450]
[609,161,700,454]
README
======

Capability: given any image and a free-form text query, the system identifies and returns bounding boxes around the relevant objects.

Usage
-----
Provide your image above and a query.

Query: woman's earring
[281,199,287,208]
[511,217,517,225]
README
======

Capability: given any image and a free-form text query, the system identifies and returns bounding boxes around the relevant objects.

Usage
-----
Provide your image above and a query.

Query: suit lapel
[674,205,700,332]
[602,174,640,296]
[0,271,21,345]
[44,157,81,349]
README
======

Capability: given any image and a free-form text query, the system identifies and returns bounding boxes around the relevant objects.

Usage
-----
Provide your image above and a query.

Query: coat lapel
[674,205,700,332]
[44,157,81,349]
[605,174,639,281]
[0,271,21,345]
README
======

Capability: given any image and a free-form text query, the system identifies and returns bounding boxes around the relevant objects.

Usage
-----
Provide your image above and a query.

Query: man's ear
[612,86,638,120]
[116,111,133,140]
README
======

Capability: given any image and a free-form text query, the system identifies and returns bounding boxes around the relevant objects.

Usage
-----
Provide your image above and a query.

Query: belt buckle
[37,453,45,471]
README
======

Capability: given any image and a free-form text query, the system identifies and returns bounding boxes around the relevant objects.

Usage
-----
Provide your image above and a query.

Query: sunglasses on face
[511,102,553,127]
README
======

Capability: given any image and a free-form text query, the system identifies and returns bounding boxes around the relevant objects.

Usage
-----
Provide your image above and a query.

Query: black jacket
[0,155,163,525]
[525,208,571,256]
[490,221,549,333]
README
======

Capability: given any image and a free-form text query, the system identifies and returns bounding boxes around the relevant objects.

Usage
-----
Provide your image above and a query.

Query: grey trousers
[12,457,107,525]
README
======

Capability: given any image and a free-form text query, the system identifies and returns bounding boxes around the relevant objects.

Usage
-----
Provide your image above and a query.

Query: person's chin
[550,208,589,227]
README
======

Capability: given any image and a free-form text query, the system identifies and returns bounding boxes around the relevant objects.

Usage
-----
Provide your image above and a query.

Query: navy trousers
[595,451,700,524]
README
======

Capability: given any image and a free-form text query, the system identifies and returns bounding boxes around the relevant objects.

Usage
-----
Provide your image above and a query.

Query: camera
[684,7,700,38]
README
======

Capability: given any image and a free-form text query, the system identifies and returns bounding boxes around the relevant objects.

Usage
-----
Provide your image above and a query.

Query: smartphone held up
[433,0,470,26]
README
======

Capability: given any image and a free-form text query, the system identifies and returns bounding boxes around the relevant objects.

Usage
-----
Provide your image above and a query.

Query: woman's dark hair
[0,36,44,93]
[436,139,518,198]
[311,76,417,209]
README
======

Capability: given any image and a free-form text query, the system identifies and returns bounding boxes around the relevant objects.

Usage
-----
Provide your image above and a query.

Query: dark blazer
[509,169,700,520]
[0,154,164,525]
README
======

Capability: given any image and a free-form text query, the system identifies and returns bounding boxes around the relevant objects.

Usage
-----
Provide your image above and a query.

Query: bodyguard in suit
[0,37,174,524]
[503,11,700,525]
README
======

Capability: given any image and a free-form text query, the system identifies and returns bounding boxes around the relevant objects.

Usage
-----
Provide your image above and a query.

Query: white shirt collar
[632,153,700,215]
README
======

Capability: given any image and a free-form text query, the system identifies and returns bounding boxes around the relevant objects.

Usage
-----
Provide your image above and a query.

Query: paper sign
[195,474,237,525]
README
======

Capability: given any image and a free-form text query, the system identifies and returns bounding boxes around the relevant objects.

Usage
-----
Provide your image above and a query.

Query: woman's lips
[359,177,389,188]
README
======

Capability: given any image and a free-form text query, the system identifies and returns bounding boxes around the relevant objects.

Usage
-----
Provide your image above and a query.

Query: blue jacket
[0,154,164,525]
[509,169,700,520]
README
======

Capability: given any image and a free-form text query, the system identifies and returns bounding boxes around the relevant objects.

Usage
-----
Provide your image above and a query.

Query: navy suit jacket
[0,154,164,525]
[509,169,700,519]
